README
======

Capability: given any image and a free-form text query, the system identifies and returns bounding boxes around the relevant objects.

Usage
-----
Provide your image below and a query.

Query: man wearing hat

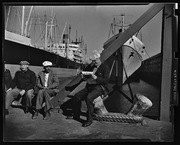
[67,51,110,127]
[5,61,36,115]
[32,61,59,120]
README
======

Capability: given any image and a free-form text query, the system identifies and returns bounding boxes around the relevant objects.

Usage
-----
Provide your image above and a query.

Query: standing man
[5,61,36,115]
[67,52,110,127]
[32,61,59,120]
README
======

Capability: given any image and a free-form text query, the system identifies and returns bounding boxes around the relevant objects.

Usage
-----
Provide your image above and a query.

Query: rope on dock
[93,113,143,124]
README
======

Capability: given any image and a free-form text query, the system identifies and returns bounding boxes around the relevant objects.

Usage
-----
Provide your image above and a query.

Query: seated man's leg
[66,88,88,120]
[83,89,102,127]
[5,88,21,114]
[42,89,56,120]
[36,89,45,110]
[24,89,34,113]
[32,89,45,119]
[43,89,56,110]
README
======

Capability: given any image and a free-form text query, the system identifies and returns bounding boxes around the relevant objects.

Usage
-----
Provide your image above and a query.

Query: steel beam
[101,3,165,62]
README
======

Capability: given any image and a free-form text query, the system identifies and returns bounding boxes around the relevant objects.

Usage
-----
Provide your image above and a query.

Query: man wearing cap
[32,61,59,120]
[67,52,110,127]
[5,61,36,115]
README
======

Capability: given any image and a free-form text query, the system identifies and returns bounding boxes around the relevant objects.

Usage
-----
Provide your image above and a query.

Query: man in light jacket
[32,61,59,120]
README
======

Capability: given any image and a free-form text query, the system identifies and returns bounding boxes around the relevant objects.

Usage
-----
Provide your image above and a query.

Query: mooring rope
[93,113,143,124]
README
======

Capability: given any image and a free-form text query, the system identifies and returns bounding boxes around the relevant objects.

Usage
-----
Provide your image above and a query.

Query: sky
[6,3,164,60]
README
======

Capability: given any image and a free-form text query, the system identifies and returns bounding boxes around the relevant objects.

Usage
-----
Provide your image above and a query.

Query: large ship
[101,14,162,119]
[3,6,85,69]
[102,15,146,84]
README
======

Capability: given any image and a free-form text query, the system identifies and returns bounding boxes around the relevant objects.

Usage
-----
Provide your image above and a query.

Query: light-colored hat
[42,61,52,67]
[90,50,101,60]
[20,60,30,65]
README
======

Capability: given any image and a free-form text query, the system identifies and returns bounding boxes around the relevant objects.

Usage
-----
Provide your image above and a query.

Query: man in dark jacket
[32,61,59,120]
[67,52,110,127]
[5,61,36,115]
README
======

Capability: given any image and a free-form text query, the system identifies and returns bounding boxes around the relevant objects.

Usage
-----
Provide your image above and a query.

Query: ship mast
[121,14,125,32]
[45,7,55,51]
[109,13,131,37]
[5,6,11,30]
[45,21,48,50]
[24,6,33,37]
[21,6,25,36]
[59,22,67,44]
[50,8,55,42]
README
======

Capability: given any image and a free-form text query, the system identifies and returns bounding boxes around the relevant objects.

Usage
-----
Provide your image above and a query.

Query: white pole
[27,18,32,37]
[38,14,42,39]
[50,8,53,39]
[21,6,25,35]
[122,14,124,32]
[45,21,48,50]
[59,22,67,44]
[6,6,11,30]
[113,18,115,35]
[24,6,33,36]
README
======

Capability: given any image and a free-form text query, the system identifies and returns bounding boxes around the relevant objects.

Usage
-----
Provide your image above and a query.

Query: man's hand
[91,67,97,80]
[91,73,97,80]
[6,88,12,93]
[19,90,26,96]
[76,68,82,75]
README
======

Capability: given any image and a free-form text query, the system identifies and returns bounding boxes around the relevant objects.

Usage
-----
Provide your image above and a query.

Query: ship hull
[3,39,82,69]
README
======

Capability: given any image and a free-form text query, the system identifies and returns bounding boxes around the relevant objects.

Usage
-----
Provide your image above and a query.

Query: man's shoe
[24,107,29,114]
[82,121,93,127]
[5,109,9,115]
[66,115,80,121]
[12,100,21,106]
[66,115,73,119]
[43,111,51,120]
[32,111,38,119]
[73,116,80,121]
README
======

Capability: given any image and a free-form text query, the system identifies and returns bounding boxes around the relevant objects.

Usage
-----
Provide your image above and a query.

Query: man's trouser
[73,87,102,122]
[35,89,57,112]
[5,88,34,110]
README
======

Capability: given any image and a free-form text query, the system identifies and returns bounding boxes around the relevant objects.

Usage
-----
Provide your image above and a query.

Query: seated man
[32,61,59,120]
[5,61,36,115]
[4,62,12,92]
[66,51,110,127]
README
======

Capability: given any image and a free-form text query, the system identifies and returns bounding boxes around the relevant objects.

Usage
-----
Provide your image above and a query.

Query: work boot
[12,100,21,106]
[73,115,80,121]
[43,110,51,120]
[66,113,80,121]
[24,107,29,114]
[66,115,73,119]
[32,111,38,119]
[66,112,74,119]
[66,115,80,121]
[82,120,93,127]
